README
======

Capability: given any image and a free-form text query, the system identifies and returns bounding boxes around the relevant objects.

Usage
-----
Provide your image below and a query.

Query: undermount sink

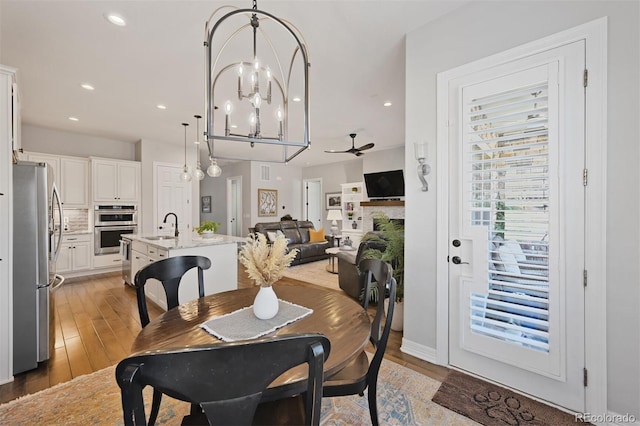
[143,235,175,241]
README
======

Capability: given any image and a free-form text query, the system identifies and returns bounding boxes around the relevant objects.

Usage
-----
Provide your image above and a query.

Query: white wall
[138,138,199,235]
[199,160,252,236]
[362,146,404,175]
[22,125,135,160]
[250,161,303,227]
[404,0,639,416]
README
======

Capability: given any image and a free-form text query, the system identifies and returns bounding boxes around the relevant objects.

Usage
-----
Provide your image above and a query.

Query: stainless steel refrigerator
[13,161,64,374]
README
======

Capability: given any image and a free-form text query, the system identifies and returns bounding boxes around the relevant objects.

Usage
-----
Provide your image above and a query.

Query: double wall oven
[94,205,138,255]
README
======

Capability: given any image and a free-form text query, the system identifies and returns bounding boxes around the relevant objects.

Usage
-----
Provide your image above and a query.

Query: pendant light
[193,115,205,181]
[179,122,192,182]
[204,0,311,164]
[207,156,222,177]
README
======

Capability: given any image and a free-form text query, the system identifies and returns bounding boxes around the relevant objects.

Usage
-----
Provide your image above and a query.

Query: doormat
[432,370,587,425]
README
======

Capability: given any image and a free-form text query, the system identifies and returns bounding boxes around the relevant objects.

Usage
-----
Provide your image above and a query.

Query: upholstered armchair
[337,232,387,300]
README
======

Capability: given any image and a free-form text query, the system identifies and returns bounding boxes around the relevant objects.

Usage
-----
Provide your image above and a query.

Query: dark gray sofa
[253,220,330,266]
[337,232,387,299]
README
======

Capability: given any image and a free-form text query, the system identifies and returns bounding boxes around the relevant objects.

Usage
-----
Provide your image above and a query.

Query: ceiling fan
[324,133,374,157]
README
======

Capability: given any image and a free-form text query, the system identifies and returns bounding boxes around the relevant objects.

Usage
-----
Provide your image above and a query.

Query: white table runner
[200,300,313,342]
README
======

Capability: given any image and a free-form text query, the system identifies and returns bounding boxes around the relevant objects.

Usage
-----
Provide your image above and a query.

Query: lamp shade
[327,210,343,221]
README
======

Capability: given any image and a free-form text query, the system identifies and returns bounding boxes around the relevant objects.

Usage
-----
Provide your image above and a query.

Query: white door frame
[302,178,322,226]
[436,18,607,414]
[226,175,243,237]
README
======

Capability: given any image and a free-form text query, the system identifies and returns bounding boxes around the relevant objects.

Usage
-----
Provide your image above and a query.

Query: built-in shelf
[361,200,405,207]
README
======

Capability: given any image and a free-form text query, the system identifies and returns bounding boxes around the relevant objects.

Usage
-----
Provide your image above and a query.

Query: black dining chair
[133,255,212,424]
[116,333,330,426]
[134,255,212,327]
[322,258,396,426]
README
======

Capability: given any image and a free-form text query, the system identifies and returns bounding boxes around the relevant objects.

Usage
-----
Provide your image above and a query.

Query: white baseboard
[400,338,439,365]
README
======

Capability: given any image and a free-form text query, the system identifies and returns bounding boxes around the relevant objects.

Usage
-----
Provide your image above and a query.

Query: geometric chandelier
[203,0,310,164]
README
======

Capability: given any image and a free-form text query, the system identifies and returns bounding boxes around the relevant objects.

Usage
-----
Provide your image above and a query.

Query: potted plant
[194,220,221,238]
[361,212,404,330]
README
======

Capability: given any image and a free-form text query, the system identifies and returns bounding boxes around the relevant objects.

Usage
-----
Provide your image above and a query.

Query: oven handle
[95,225,138,232]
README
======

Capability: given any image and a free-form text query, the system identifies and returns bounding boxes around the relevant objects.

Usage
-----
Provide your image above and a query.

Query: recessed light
[81,83,94,91]
[292,97,301,102]
[104,13,126,27]
[383,101,392,107]
[156,104,167,110]
[68,117,79,121]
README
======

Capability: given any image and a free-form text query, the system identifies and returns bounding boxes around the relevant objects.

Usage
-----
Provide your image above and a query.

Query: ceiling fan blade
[356,143,374,151]
[355,151,364,157]
[324,149,350,154]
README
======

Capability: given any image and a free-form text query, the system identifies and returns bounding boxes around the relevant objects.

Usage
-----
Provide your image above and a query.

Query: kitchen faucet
[163,212,179,237]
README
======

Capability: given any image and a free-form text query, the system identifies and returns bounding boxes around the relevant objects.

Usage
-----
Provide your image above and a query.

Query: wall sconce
[415,142,431,191]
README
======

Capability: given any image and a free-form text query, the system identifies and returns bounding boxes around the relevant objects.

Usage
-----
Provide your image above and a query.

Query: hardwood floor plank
[63,336,93,378]
[77,324,112,371]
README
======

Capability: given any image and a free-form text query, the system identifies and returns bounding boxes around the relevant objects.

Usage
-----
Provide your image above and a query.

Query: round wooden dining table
[130,281,371,398]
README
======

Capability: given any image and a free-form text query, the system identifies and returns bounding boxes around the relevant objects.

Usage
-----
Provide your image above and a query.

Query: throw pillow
[266,231,277,242]
[309,228,325,242]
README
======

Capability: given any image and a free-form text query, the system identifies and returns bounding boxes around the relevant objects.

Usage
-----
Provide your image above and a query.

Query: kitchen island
[122,233,245,311]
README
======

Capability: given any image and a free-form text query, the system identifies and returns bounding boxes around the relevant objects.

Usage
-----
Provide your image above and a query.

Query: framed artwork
[326,192,341,210]
[258,188,278,217]
[201,196,212,213]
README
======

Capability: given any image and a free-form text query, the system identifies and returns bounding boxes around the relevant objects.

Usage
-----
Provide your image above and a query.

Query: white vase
[384,299,404,331]
[253,286,279,319]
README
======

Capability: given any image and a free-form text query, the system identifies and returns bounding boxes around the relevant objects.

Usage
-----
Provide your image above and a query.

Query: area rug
[282,259,341,292]
[432,370,583,426]
[0,359,475,425]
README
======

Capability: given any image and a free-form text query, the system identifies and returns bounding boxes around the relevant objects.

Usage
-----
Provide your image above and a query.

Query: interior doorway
[226,176,242,237]
[302,178,322,229]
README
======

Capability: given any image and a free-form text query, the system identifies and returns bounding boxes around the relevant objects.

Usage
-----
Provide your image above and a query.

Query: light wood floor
[0,266,448,404]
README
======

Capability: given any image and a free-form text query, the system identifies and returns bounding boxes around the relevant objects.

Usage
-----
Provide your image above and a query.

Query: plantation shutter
[464,80,551,353]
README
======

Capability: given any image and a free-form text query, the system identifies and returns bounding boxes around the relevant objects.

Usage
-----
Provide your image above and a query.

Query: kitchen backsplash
[63,209,89,232]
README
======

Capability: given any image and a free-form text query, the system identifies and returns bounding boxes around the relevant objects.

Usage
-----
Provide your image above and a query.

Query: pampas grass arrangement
[239,233,299,287]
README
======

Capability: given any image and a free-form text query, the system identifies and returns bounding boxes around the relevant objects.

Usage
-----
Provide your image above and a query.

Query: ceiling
[0,0,466,167]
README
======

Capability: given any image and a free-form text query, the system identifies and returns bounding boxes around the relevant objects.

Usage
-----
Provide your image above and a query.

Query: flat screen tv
[363,170,405,199]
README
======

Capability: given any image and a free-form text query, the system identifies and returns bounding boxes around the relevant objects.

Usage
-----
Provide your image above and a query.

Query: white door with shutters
[155,164,191,235]
[447,41,585,411]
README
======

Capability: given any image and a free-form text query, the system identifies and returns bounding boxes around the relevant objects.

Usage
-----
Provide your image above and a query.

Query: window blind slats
[467,83,548,107]
[465,79,551,353]
[469,94,548,118]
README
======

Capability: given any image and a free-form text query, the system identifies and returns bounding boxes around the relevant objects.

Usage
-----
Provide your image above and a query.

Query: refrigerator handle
[51,183,64,262]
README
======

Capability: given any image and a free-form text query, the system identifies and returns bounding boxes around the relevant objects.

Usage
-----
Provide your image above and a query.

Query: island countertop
[121,233,245,251]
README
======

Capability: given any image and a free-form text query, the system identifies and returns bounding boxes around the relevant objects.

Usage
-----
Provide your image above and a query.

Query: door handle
[451,256,469,265]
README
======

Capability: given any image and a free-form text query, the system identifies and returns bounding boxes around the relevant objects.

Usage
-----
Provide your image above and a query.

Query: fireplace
[361,200,405,233]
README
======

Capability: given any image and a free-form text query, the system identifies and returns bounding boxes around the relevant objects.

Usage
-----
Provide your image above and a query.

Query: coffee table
[325,247,341,274]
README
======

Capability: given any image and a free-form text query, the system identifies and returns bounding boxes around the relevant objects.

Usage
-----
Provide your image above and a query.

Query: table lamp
[326,210,343,236]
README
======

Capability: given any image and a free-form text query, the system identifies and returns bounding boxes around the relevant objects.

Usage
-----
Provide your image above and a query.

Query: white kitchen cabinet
[131,240,168,310]
[56,234,91,273]
[25,152,60,184]
[0,64,17,383]
[25,152,89,207]
[92,158,140,203]
[60,157,89,207]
